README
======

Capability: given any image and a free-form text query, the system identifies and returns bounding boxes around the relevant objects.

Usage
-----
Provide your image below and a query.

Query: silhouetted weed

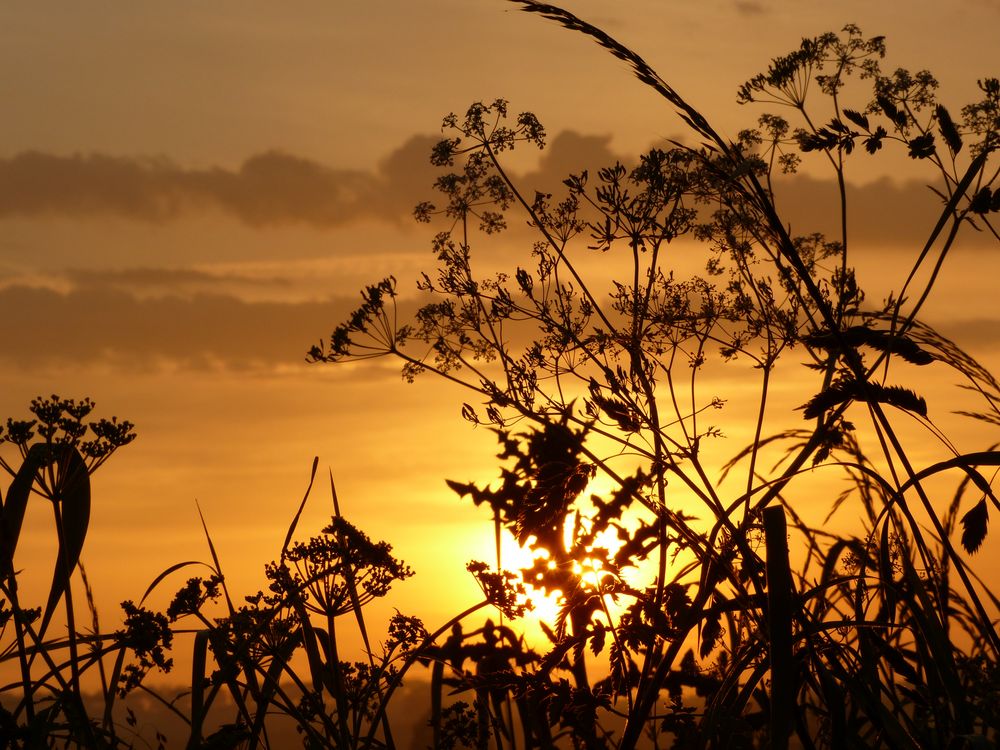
[2,5,1000,748]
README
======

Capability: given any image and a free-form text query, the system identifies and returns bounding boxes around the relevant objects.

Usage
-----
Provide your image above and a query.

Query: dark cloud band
[0,133,968,252]
[0,284,358,371]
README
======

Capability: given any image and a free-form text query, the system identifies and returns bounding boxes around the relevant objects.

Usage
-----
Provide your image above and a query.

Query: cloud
[0,284,364,372]
[1,134,992,253]
[64,267,293,289]
[734,1,767,16]
[0,141,440,227]
[520,131,619,190]
[772,174,949,249]
[0,131,629,229]
[2,254,996,378]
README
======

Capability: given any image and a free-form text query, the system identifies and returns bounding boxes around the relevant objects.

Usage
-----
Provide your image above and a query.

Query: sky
[2,0,1000,660]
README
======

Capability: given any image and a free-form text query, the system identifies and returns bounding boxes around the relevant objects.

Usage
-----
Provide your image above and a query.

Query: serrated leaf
[445,478,475,498]
[877,95,908,128]
[907,132,936,159]
[595,395,641,432]
[842,109,870,130]
[797,128,839,152]
[864,126,887,154]
[877,385,928,416]
[589,621,606,656]
[800,380,856,419]
[970,187,993,215]
[960,498,988,554]
[827,118,850,134]
[700,609,722,659]
[935,104,963,154]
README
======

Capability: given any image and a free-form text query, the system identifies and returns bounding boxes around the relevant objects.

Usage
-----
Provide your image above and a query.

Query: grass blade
[281,456,319,562]
[138,560,214,606]
[195,500,236,616]
[39,446,91,639]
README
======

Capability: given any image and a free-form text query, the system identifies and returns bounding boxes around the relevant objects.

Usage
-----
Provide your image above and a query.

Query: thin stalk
[745,363,773,516]
[363,600,491,749]
[763,506,794,750]
[50,500,91,744]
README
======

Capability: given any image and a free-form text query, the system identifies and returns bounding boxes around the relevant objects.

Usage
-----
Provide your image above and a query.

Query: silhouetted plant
[0,395,136,746]
[311,3,1000,747]
[2,6,999,750]
[104,460,538,750]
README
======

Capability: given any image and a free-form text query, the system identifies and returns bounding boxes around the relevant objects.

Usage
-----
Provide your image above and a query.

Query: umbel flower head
[0,395,136,488]
[268,516,413,617]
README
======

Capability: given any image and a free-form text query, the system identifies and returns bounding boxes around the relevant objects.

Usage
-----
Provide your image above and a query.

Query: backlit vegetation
[3,3,1000,747]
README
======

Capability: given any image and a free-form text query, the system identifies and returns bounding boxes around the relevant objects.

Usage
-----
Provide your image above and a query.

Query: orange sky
[2,1,1000,658]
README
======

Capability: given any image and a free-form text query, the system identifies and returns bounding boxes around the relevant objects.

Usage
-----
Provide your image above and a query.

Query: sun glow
[571,556,610,589]
[491,532,563,626]
[486,505,638,636]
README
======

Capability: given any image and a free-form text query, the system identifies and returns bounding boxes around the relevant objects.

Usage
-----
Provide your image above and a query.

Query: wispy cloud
[734,1,767,16]
[64,266,293,288]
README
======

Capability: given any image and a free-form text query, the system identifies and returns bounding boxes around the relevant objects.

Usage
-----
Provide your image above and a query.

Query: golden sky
[2,0,1000,652]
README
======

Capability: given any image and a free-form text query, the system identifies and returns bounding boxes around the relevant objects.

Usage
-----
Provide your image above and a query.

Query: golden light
[571,556,608,590]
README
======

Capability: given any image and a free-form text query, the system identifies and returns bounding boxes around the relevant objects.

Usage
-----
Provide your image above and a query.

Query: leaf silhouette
[842,109,870,130]
[804,326,934,365]
[864,126,888,153]
[800,381,855,419]
[935,104,963,155]
[876,95,908,128]
[907,133,936,159]
[699,608,722,659]
[960,498,988,554]
[801,380,927,419]
[850,328,934,365]
[39,446,91,638]
[594,395,641,432]
[188,629,211,745]
[0,443,48,578]
[970,187,993,215]
[508,1,719,143]
[281,456,319,562]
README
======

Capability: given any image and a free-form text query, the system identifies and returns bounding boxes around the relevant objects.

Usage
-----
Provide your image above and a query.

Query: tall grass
[2,4,1000,748]
[309,5,1000,748]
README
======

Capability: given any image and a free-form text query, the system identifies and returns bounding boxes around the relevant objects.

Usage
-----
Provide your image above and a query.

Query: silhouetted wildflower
[117,600,173,695]
[166,574,224,621]
[275,517,413,617]
[467,561,532,619]
[0,395,136,482]
[386,612,429,653]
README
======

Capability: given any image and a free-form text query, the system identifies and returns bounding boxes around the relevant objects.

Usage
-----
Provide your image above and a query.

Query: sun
[491,532,564,626]
[485,513,632,634]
